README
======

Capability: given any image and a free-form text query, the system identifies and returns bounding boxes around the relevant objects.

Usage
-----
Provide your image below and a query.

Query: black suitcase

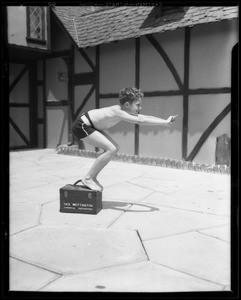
[60,180,102,215]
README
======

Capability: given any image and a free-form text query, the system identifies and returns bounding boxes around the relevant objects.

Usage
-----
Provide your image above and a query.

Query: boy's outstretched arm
[117,109,178,126]
[139,114,178,126]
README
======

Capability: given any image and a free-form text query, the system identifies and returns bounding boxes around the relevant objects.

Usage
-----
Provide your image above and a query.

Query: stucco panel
[188,94,230,164]
[10,107,30,147]
[7,7,27,46]
[153,29,185,83]
[194,113,230,165]
[74,47,96,73]
[100,39,135,94]
[9,64,29,104]
[46,58,68,101]
[46,107,68,148]
[140,35,181,92]
[139,96,183,159]
[189,20,238,89]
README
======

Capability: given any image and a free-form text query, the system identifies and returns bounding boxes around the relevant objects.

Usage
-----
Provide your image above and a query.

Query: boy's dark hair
[119,87,144,105]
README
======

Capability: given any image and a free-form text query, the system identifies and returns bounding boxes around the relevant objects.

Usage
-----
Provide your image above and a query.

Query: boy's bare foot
[82,177,102,192]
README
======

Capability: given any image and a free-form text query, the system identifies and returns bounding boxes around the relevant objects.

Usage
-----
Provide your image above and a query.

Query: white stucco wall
[189,20,238,89]
[187,19,237,164]
[188,94,231,165]
[140,30,184,91]
[100,39,135,93]
[96,20,237,163]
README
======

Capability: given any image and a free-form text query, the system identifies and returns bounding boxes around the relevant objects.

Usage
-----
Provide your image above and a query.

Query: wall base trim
[57,145,230,175]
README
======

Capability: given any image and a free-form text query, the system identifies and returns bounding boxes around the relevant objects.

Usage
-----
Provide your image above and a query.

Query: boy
[72,87,177,191]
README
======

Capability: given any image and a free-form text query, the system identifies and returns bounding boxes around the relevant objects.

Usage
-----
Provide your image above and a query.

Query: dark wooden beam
[95,45,100,109]
[135,38,140,156]
[64,46,75,144]
[43,59,47,148]
[187,103,231,162]
[99,88,231,99]
[74,72,96,85]
[99,93,119,99]
[146,34,183,91]
[182,27,190,160]
[144,90,182,97]
[29,61,38,147]
[45,49,71,59]
[46,100,68,106]
[95,45,100,152]
[189,88,231,95]
[9,103,30,107]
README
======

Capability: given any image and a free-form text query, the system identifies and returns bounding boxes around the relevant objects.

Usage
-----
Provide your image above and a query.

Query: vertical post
[182,27,190,160]
[29,61,38,147]
[43,59,47,148]
[66,47,74,145]
[95,45,100,152]
[135,37,140,156]
[95,45,100,109]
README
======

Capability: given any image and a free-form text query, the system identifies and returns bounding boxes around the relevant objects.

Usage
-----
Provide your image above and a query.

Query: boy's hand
[167,115,178,126]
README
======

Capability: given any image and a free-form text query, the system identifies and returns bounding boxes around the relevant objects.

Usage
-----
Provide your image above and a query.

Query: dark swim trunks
[72,112,96,140]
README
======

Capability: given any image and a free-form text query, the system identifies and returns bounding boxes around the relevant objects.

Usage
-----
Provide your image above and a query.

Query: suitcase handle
[73,179,83,185]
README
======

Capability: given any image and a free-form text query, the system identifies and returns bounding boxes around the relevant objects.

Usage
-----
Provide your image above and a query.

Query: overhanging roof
[52,6,238,48]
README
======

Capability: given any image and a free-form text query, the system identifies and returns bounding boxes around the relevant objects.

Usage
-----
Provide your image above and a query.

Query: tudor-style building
[5,5,238,165]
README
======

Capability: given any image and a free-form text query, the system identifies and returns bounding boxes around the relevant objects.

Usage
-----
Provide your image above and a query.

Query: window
[26,6,46,45]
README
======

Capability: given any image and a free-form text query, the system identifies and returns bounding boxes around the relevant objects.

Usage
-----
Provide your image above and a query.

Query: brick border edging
[57,145,230,175]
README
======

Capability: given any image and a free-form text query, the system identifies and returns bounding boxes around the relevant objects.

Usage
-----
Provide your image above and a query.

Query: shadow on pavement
[103,200,159,212]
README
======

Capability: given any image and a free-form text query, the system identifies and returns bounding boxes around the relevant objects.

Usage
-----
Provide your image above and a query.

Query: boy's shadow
[103,201,159,212]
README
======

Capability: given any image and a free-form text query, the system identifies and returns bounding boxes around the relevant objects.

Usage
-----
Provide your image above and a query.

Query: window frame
[26,6,46,45]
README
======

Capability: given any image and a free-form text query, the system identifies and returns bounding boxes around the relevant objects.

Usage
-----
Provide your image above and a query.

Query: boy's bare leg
[81,131,118,190]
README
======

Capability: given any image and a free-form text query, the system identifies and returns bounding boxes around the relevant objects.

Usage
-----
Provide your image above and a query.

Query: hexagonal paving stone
[10,225,147,274]
[10,179,71,205]
[198,225,230,243]
[40,261,224,292]
[10,202,41,235]
[110,205,228,240]
[128,177,198,194]
[10,257,59,291]
[10,172,61,191]
[141,191,230,216]
[40,200,132,228]
[103,182,153,202]
[143,167,196,181]
[144,232,230,286]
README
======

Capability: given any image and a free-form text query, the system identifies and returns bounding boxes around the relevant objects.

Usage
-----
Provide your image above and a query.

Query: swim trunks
[72,112,96,140]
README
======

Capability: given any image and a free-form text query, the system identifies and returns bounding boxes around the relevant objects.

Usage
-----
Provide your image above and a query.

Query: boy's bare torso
[88,105,124,130]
